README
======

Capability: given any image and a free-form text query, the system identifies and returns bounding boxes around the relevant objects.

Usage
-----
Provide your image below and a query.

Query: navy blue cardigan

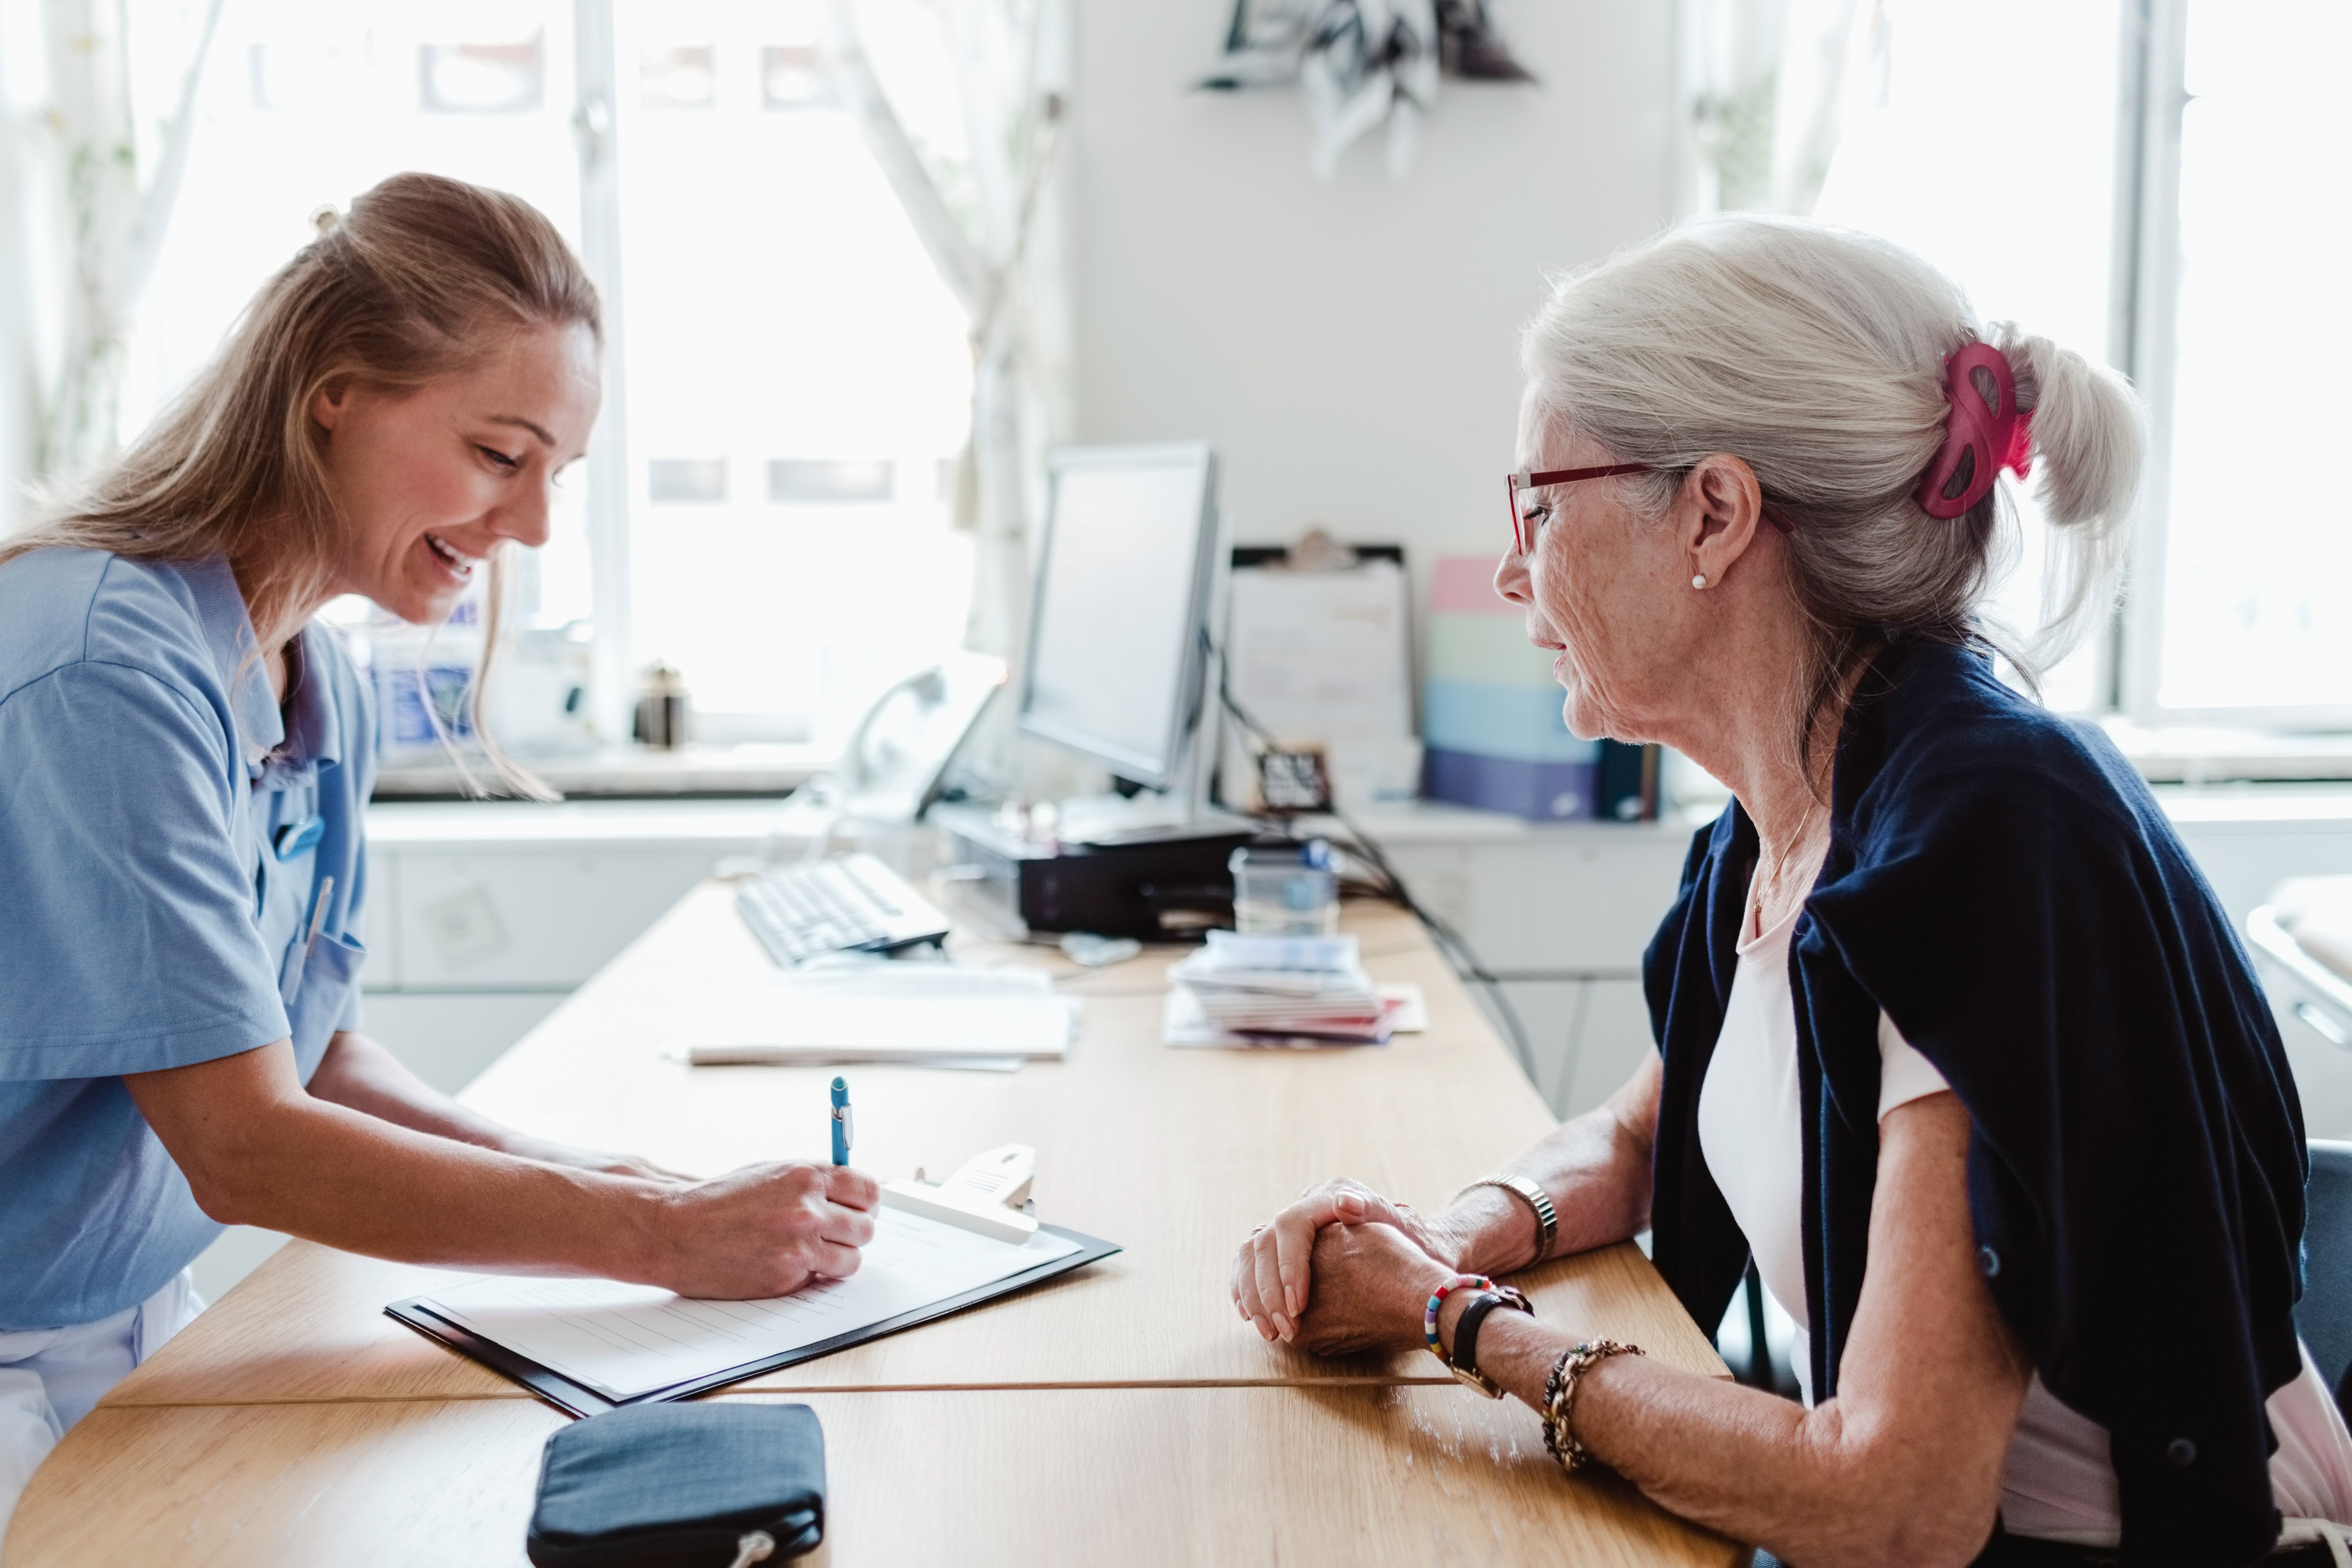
[1642,641,2307,1567]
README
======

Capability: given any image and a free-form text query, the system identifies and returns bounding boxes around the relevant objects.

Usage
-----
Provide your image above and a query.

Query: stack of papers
[672,963,1078,1068]
[1166,932,1407,1046]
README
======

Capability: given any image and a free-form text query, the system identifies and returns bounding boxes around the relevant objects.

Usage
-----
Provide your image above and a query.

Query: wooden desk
[7,884,1743,1566]
[10,1388,1736,1566]
[106,888,1718,1406]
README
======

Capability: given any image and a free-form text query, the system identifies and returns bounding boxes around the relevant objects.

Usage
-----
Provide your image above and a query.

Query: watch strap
[1452,1294,1507,1397]
[1450,1287,1533,1398]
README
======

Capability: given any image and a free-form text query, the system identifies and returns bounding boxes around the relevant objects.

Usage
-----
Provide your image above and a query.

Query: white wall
[1067,1,1682,579]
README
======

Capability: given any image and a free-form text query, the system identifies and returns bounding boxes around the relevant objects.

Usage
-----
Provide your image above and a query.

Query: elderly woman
[0,175,877,1536]
[1232,218,2352,1568]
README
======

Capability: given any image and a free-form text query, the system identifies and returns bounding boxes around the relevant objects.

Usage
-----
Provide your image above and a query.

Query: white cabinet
[1497,978,1661,1123]
[1369,818,1693,974]
[357,801,807,1090]
[1497,981,1581,1111]
[387,848,720,990]
[358,991,567,1097]
[364,800,806,990]
[1575,979,1658,1119]
[1345,803,1689,1123]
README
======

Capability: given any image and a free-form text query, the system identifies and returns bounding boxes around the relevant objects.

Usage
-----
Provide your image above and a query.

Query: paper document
[673,965,1078,1064]
[1221,560,1418,810]
[1163,982,1426,1048]
[414,1206,1084,1402]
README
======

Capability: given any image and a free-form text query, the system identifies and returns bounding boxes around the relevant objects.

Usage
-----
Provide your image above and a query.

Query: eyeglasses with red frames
[1505,463,1795,556]
[1505,464,1653,556]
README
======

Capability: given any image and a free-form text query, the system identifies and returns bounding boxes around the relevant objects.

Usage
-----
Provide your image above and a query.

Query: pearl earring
[1691,573,1708,590]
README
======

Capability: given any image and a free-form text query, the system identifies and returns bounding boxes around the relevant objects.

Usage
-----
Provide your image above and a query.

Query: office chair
[2302,1140,2352,1422]
[2249,881,2352,1049]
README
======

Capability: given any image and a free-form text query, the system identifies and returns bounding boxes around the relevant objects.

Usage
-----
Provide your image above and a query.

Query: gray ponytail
[1519,214,2144,750]
[1993,323,2143,670]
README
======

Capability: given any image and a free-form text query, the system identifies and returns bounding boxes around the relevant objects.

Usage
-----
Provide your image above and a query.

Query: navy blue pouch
[526,1403,825,1567]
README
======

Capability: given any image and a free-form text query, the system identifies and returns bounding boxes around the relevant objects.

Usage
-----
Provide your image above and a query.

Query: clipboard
[385,1223,1122,1419]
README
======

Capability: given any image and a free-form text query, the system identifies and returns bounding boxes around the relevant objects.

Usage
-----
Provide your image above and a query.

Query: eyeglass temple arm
[1514,463,1653,485]
[1512,464,1797,536]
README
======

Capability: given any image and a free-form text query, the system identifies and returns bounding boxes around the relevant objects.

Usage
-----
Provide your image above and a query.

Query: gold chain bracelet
[1540,1339,1642,1474]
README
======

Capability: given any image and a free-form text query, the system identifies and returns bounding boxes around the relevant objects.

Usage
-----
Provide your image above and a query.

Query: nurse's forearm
[306,1030,537,1154]
[127,1040,666,1280]
[308,1032,685,1181]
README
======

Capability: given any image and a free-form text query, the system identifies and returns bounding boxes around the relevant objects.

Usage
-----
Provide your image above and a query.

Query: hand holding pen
[633,1075,876,1299]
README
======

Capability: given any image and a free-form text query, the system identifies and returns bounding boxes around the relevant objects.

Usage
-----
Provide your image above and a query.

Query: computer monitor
[1017,443,1221,792]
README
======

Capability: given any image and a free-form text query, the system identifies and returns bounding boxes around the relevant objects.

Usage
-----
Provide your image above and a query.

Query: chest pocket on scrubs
[284,929,366,1079]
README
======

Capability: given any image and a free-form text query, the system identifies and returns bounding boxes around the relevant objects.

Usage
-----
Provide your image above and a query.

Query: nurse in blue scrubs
[0,174,878,1535]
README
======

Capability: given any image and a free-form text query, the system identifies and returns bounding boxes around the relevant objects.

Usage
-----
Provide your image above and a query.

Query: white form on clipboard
[1221,552,1418,810]
[410,1205,1084,1403]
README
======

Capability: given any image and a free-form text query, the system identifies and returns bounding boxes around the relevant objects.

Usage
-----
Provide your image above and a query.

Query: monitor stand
[928,707,1256,937]
[1049,791,1250,847]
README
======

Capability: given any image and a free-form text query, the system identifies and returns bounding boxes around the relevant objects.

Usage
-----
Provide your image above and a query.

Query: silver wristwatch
[1458,1173,1558,1263]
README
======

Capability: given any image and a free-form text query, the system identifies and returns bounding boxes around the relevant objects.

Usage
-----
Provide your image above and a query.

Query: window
[129,0,594,638]
[608,0,971,743]
[1784,0,2348,735]
[114,0,975,756]
[2132,0,2352,725]
[1805,0,2125,716]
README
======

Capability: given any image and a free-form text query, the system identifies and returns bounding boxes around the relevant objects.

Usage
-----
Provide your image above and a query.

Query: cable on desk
[1204,629,1540,1080]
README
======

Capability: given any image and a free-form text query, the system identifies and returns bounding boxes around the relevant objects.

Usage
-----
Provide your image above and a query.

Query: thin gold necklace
[1754,803,1823,933]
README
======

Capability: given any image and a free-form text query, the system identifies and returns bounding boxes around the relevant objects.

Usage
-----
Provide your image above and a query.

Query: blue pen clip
[830,1077,853,1166]
[273,815,324,861]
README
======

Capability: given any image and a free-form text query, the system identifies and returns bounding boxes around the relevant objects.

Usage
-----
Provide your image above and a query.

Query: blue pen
[830,1077,853,1166]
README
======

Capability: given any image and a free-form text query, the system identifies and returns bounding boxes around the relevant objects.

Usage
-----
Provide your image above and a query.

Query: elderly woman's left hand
[1237,1219,1454,1354]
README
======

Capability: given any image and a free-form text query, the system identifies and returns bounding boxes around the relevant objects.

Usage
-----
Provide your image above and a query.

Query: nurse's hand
[648,1160,881,1299]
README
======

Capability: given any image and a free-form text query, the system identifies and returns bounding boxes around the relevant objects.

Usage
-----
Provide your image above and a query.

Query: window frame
[571,0,636,747]
[2109,0,2352,733]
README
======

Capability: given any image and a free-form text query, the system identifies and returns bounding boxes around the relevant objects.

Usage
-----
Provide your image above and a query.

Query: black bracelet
[1448,1287,1533,1398]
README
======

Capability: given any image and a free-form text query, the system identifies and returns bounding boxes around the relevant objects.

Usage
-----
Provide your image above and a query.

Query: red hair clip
[1916,342,2034,519]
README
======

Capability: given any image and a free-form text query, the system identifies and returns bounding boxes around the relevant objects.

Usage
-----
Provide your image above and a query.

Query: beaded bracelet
[1540,1339,1642,1474]
[1422,1274,1495,1363]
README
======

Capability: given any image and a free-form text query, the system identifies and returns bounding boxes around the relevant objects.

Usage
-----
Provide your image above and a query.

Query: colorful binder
[1421,556,1656,822]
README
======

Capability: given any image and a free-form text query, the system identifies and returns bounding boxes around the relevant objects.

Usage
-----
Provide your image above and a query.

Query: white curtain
[1681,0,1883,215]
[821,0,1073,671]
[0,0,224,523]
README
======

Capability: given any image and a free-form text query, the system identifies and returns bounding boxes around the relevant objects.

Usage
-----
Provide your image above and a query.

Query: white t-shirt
[1696,879,2352,1543]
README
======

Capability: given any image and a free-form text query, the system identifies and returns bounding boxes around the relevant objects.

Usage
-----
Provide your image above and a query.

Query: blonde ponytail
[0,172,600,798]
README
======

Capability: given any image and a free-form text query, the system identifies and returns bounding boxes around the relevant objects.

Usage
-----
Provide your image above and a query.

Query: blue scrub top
[0,548,375,1330]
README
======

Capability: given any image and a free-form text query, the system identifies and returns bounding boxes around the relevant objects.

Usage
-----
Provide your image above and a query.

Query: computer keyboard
[734,853,953,967]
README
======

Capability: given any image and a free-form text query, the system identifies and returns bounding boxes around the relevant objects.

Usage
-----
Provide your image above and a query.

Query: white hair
[1520,214,2144,744]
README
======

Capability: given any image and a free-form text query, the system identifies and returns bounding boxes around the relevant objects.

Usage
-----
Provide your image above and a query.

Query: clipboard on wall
[386,1220,1121,1419]
[1221,540,1419,812]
